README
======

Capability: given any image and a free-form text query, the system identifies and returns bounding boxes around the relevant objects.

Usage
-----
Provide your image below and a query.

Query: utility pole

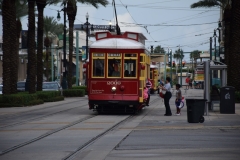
[210,37,212,88]
[170,50,173,86]
[164,48,168,80]
[76,31,79,86]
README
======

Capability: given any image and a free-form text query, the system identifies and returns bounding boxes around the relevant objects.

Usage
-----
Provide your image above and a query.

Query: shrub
[72,86,87,95]
[63,89,85,97]
[44,96,64,102]
[36,91,62,102]
[0,93,39,107]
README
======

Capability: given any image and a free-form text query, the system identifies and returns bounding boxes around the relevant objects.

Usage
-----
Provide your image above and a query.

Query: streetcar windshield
[93,59,105,77]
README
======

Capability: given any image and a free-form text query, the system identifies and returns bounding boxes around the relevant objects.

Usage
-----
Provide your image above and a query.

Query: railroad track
[0,115,97,156]
[62,115,135,160]
[0,101,88,129]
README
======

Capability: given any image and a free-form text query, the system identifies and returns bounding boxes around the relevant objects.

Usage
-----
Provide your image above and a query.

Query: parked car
[0,85,2,94]
[17,81,26,92]
[42,82,62,94]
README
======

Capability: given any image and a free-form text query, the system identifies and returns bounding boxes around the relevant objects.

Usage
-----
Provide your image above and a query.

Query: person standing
[185,76,190,89]
[175,84,182,115]
[159,77,172,116]
[146,78,152,106]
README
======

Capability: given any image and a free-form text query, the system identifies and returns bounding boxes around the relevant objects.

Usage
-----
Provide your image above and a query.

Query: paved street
[0,88,239,160]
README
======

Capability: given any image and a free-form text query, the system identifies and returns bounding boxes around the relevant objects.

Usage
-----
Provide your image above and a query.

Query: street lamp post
[85,12,90,61]
[213,29,217,61]
[57,2,67,89]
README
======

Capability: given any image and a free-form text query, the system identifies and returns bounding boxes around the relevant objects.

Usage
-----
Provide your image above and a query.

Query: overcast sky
[0,0,220,62]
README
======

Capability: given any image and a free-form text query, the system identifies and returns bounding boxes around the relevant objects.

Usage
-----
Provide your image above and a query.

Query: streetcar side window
[124,53,137,78]
[93,59,105,77]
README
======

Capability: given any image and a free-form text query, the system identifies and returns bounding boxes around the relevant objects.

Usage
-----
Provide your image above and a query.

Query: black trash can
[186,99,207,123]
[220,86,235,114]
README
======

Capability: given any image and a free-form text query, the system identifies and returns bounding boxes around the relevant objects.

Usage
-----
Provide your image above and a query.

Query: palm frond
[190,0,223,8]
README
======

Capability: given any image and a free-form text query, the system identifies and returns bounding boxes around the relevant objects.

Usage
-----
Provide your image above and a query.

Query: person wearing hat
[146,78,152,106]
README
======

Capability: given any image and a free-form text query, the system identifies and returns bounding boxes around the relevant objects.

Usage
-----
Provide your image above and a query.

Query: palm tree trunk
[10,1,17,94]
[67,20,73,88]
[228,0,240,90]
[28,0,36,94]
[36,0,46,91]
[2,0,14,95]
[11,20,22,94]
[67,1,77,89]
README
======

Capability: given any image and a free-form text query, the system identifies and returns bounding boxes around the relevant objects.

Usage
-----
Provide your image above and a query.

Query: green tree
[65,0,109,89]
[43,16,58,81]
[153,45,165,53]
[36,0,59,91]
[190,50,200,69]
[173,49,184,67]
[1,0,28,94]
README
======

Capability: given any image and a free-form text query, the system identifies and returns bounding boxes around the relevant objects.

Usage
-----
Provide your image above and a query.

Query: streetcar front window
[93,59,105,77]
[124,59,136,77]
[108,59,121,77]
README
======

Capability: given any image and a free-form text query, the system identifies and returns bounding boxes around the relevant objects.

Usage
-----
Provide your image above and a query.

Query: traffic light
[172,61,175,67]
[151,45,153,53]
[182,61,185,67]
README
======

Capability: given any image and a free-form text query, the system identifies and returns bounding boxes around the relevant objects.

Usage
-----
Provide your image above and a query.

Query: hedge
[63,89,85,97]
[36,91,62,102]
[71,86,87,95]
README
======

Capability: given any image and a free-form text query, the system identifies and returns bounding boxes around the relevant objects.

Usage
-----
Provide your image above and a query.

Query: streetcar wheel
[199,116,205,123]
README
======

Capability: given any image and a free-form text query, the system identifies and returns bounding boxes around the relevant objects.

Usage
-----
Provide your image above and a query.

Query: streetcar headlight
[111,86,116,92]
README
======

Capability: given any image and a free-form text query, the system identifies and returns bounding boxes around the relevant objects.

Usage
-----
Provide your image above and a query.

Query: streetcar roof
[89,38,145,49]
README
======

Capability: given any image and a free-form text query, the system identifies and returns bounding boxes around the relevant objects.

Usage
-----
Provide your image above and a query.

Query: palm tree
[43,16,58,81]
[228,0,240,91]
[190,0,228,8]
[1,0,16,95]
[65,0,109,89]
[27,0,36,94]
[173,49,184,67]
[36,0,59,91]
[190,50,200,69]
[11,0,28,94]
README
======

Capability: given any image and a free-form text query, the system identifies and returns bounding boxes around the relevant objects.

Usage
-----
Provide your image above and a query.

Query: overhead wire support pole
[76,31,79,86]
[164,48,168,81]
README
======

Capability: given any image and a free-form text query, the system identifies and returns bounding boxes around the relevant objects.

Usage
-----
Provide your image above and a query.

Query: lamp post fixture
[57,2,67,89]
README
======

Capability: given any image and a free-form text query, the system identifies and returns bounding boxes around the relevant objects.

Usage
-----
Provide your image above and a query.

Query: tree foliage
[154,45,165,53]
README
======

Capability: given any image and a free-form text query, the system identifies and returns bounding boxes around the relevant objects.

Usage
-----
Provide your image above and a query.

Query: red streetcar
[85,31,150,113]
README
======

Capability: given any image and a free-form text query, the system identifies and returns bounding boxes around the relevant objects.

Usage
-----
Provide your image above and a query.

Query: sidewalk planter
[186,99,207,123]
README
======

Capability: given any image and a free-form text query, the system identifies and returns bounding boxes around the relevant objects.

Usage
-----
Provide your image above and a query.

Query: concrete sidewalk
[148,88,240,129]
